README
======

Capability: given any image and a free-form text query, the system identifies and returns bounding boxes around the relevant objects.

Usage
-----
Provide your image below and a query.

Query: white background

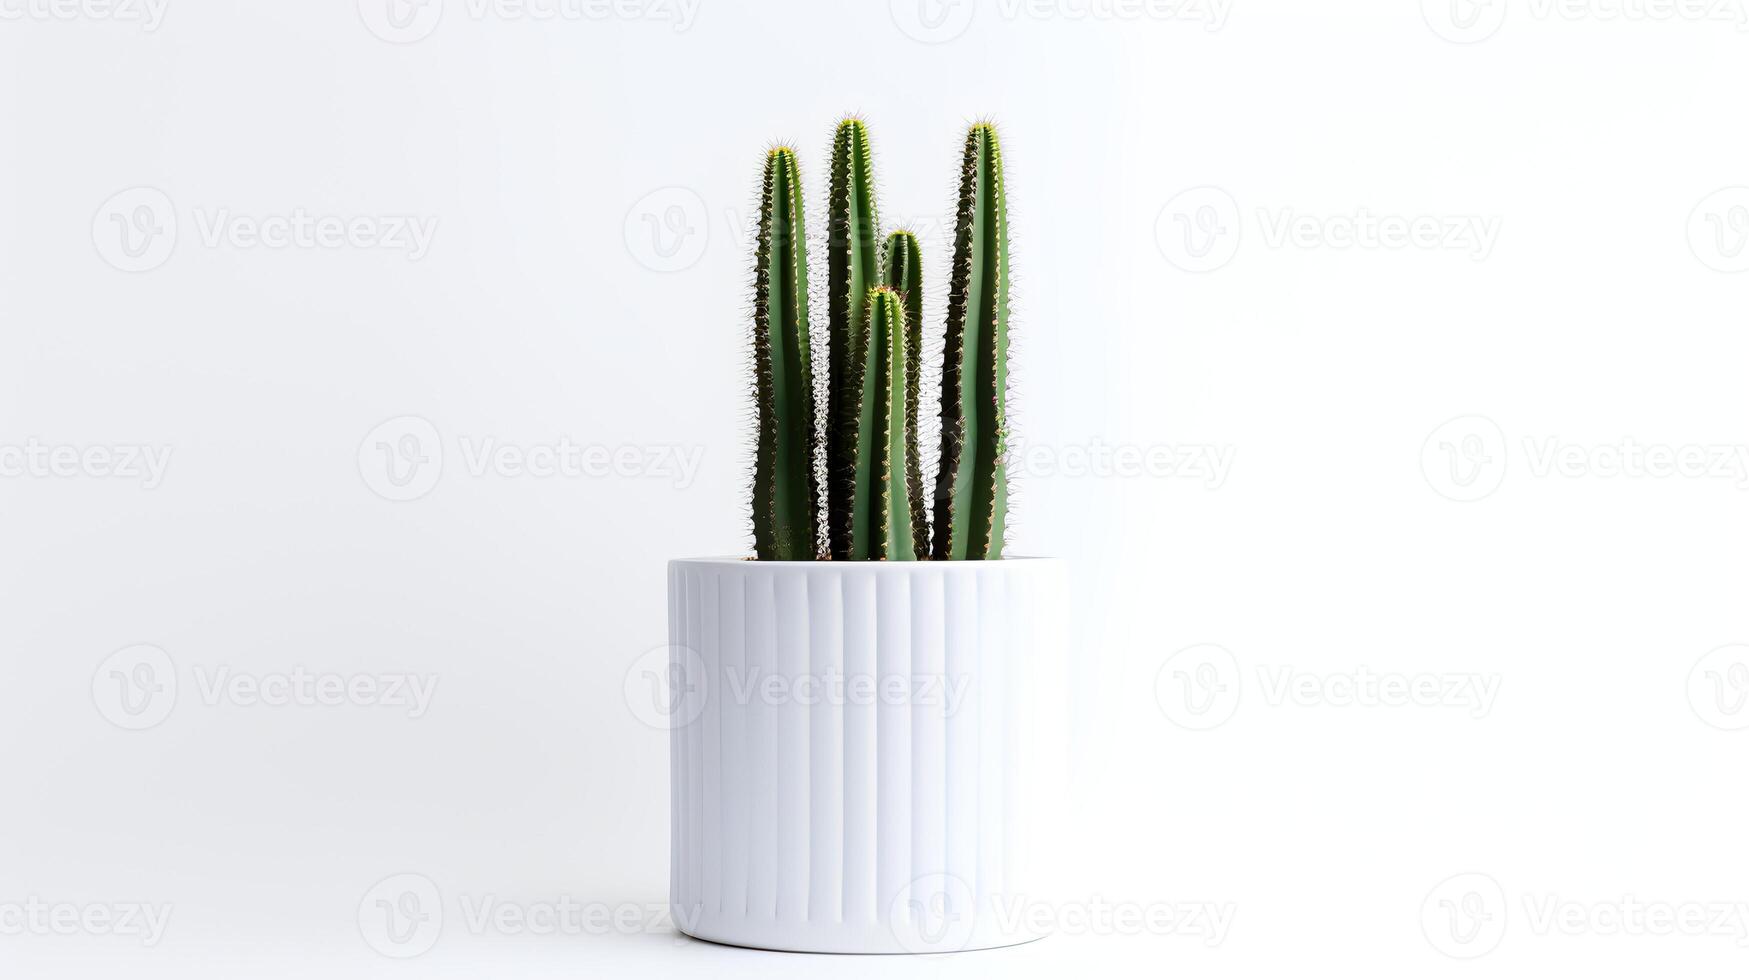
[4,0,1748,976]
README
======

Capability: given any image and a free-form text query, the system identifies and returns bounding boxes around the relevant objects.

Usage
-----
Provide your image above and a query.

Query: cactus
[749,146,820,561]
[844,287,927,560]
[881,230,929,557]
[931,123,1009,561]
[742,118,1013,561]
[826,117,883,560]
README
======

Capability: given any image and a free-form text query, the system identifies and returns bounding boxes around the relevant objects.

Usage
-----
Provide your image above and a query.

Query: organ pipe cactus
[744,118,1011,561]
[843,286,928,560]
[881,230,928,557]
[826,118,883,560]
[931,124,1009,560]
[749,146,820,561]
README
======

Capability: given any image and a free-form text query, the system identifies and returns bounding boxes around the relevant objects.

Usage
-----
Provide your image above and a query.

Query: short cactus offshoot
[843,286,927,560]
[745,118,1012,561]
[881,230,929,559]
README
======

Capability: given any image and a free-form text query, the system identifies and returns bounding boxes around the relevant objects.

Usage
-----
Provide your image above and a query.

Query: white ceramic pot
[666,557,1066,954]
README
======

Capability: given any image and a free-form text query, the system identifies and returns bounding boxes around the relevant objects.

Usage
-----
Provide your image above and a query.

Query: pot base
[675,909,1049,955]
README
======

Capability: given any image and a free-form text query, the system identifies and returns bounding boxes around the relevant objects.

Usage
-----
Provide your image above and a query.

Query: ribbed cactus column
[882,231,929,559]
[845,287,926,560]
[932,123,1010,560]
[827,118,883,560]
[750,146,820,560]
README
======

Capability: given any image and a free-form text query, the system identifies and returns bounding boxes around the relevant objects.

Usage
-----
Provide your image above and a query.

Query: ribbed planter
[666,557,1065,954]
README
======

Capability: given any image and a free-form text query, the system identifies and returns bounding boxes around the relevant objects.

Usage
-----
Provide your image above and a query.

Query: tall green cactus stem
[845,287,925,560]
[882,230,929,557]
[750,146,820,561]
[827,118,882,560]
[932,123,1009,560]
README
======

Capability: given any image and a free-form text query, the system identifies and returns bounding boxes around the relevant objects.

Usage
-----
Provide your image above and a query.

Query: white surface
[2,1,1748,977]
[668,558,1064,953]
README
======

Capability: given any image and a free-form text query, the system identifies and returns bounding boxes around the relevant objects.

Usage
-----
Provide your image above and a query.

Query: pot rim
[671,555,1057,570]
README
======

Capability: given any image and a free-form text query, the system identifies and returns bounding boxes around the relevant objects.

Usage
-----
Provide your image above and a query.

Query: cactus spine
[845,287,925,560]
[827,118,882,560]
[881,230,930,558]
[750,146,820,561]
[931,123,1009,561]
